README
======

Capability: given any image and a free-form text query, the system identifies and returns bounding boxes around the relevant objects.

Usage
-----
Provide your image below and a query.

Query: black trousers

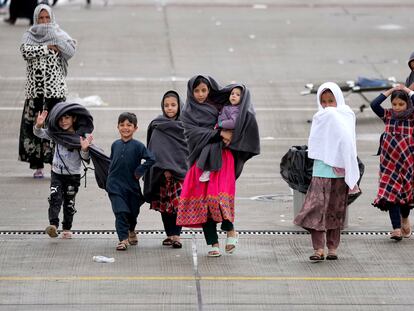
[110,192,142,242]
[202,219,234,245]
[161,212,182,236]
[114,212,139,242]
[48,171,80,230]
[389,204,411,229]
[19,97,64,170]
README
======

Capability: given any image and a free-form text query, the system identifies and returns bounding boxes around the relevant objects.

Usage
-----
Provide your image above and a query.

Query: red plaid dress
[150,179,183,214]
[374,109,414,206]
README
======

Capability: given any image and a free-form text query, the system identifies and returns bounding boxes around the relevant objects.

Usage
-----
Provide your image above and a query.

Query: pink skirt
[177,149,235,227]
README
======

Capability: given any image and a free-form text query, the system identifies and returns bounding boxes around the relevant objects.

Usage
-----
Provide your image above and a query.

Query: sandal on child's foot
[207,246,221,257]
[128,231,138,245]
[309,251,324,261]
[162,238,173,246]
[116,240,129,251]
[326,250,338,260]
[225,233,239,254]
[45,225,58,238]
[61,231,72,239]
[390,229,403,241]
[33,169,44,179]
[172,240,182,249]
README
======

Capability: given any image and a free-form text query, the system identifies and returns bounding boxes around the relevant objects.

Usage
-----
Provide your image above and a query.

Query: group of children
[34,75,260,257]
[33,62,414,260]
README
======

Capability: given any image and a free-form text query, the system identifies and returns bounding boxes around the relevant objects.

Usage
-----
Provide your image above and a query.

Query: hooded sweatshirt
[405,51,414,88]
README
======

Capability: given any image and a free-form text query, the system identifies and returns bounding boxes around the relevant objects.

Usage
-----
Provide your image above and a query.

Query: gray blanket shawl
[224,84,260,178]
[144,90,189,202]
[181,75,225,172]
[182,75,260,178]
[22,4,76,76]
[45,102,110,189]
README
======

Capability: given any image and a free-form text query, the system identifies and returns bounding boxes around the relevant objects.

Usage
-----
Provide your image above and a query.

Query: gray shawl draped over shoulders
[182,75,260,179]
[143,90,189,202]
[181,76,225,172]
[22,4,76,76]
[45,102,110,189]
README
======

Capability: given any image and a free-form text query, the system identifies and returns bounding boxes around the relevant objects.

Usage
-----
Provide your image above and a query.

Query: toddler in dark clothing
[199,86,242,182]
[106,112,155,251]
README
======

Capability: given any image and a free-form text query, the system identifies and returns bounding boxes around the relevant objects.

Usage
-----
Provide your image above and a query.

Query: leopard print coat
[20,44,67,99]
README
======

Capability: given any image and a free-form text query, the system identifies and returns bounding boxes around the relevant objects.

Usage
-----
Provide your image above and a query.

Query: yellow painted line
[0,276,414,282]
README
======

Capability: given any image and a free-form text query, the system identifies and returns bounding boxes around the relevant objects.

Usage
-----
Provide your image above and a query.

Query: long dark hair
[192,76,224,110]
[193,76,211,91]
[391,90,414,120]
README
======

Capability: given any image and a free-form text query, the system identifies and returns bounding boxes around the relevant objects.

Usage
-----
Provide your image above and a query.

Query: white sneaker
[199,171,210,182]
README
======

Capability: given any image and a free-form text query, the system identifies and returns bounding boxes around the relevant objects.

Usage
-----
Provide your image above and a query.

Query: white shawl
[308,82,359,188]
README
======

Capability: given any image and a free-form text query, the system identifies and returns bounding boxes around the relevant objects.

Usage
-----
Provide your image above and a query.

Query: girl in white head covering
[294,82,359,261]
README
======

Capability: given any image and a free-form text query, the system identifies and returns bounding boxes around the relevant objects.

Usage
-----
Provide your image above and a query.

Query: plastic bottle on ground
[92,255,115,263]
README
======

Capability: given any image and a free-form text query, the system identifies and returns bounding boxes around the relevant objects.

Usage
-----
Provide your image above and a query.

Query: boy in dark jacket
[106,112,155,250]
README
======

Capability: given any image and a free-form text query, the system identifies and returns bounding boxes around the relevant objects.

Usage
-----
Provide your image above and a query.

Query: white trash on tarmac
[92,256,115,263]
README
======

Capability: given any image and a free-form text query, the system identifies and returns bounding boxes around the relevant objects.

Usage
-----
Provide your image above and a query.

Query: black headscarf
[45,102,110,189]
[143,91,188,202]
[181,75,260,178]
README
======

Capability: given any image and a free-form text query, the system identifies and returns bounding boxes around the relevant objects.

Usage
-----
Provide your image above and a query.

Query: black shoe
[172,241,182,249]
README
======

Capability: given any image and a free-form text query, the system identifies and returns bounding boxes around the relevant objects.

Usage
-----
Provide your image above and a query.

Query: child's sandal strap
[207,246,221,257]
[116,241,128,251]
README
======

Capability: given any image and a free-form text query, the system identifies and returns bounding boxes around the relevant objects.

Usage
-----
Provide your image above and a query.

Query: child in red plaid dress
[371,84,414,240]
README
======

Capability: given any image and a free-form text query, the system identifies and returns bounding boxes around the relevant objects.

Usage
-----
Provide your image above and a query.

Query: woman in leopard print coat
[18,4,76,178]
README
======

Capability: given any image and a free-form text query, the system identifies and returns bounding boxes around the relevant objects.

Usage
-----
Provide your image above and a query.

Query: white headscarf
[21,4,76,75]
[308,82,359,188]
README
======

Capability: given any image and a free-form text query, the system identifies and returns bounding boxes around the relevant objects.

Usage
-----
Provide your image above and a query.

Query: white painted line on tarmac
[1,276,414,281]
[191,234,204,311]
[252,4,268,9]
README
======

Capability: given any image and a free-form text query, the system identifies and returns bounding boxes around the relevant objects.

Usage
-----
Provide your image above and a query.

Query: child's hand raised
[35,110,48,128]
[80,134,93,151]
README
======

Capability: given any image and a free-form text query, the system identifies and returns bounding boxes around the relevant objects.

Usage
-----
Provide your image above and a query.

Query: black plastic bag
[280,145,364,206]
[280,145,314,194]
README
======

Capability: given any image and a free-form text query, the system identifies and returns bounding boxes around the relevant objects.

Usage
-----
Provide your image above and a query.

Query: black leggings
[389,204,411,229]
[161,212,182,237]
[202,219,234,245]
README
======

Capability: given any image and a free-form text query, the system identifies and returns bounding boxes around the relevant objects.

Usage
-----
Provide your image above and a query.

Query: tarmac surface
[1,0,414,310]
